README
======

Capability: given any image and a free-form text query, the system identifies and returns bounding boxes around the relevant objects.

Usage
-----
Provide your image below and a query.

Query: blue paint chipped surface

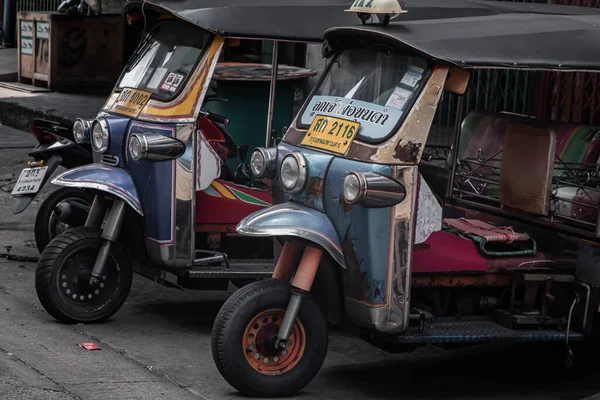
[276,141,394,305]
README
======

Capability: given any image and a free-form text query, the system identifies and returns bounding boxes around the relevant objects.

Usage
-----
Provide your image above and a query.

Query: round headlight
[91,119,110,153]
[129,135,144,161]
[250,149,266,177]
[280,152,307,193]
[73,119,90,144]
[343,172,364,204]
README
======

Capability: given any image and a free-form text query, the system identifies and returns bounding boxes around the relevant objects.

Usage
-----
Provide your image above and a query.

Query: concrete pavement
[0,48,17,82]
[0,86,105,130]
[2,255,600,400]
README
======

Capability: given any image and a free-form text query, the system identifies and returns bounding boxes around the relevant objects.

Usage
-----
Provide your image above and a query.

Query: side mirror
[238,145,249,163]
[444,67,471,95]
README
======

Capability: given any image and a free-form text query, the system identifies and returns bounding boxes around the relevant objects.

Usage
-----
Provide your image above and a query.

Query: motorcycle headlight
[280,152,307,193]
[343,172,365,204]
[73,118,92,144]
[343,171,406,208]
[91,119,110,153]
[250,147,276,178]
[128,132,185,161]
[129,135,144,161]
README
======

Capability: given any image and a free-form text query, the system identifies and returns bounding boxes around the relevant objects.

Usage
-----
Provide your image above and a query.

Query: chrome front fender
[52,164,143,216]
[237,202,345,268]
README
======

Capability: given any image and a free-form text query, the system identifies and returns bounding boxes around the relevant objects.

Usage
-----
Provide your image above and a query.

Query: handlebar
[201,111,230,126]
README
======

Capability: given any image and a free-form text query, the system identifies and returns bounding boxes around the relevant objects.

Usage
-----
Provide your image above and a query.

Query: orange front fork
[273,241,323,291]
[272,242,323,349]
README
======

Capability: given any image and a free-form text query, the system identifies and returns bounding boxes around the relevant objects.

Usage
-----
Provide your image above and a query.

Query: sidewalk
[0,86,106,130]
[0,48,18,82]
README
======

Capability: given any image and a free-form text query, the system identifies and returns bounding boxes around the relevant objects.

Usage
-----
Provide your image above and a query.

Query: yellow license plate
[109,88,152,118]
[301,115,361,155]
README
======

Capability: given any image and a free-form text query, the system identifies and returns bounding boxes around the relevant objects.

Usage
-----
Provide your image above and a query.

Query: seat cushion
[412,230,574,274]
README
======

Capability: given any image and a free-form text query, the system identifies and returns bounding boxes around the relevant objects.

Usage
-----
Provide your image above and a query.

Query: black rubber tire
[230,278,261,289]
[211,279,328,397]
[34,187,94,253]
[35,227,133,324]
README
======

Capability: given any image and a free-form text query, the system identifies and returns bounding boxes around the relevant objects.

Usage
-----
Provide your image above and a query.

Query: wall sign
[36,22,50,39]
[20,20,34,56]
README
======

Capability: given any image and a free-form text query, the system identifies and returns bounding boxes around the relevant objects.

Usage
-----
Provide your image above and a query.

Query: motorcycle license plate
[301,115,361,155]
[11,166,48,195]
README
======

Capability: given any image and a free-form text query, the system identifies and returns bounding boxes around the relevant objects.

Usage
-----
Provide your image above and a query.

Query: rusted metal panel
[383,165,419,334]
[372,66,449,164]
[282,66,449,165]
[412,274,512,287]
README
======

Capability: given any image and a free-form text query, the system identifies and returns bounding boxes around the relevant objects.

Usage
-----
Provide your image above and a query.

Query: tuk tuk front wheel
[211,279,328,397]
[35,227,132,324]
[34,187,94,253]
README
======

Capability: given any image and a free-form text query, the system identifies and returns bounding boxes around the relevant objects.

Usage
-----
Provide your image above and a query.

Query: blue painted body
[53,116,182,244]
[103,117,131,167]
[125,122,177,243]
[242,142,394,305]
[324,158,393,305]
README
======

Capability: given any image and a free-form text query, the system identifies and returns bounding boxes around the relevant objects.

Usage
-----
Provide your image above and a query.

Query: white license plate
[11,166,48,195]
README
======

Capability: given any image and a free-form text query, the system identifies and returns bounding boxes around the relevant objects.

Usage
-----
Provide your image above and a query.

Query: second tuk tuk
[32,1,358,324]
[210,0,600,396]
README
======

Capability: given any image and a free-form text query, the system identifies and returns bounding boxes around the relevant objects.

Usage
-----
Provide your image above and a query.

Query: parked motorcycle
[12,119,93,252]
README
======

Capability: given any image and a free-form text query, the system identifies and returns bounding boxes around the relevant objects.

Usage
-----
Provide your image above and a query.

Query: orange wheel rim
[242,308,306,376]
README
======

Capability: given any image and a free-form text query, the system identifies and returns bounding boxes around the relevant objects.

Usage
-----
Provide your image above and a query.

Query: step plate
[394,317,584,344]
[186,259,273,279]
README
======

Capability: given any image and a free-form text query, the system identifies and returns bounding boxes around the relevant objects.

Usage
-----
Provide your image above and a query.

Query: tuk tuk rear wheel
[35,227,132,324]
[211,279,328,397]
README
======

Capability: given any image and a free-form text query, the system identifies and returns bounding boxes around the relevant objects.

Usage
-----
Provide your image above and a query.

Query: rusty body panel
[412,274,512,287]
[283,66,448,166]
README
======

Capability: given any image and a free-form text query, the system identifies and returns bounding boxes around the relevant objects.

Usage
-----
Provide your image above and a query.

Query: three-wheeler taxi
[33,1,359,324]
[211,0,600,396]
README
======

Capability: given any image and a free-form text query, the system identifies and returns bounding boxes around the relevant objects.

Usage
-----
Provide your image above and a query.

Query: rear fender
[51,164,143,216]
[237,202,345,268]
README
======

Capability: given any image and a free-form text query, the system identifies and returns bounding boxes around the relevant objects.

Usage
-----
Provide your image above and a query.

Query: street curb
[0,98,73,131]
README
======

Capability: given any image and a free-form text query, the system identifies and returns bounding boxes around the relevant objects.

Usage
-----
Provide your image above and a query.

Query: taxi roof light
[346,0,407,26]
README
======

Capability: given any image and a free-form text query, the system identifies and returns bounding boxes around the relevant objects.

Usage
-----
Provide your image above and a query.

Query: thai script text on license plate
[301,115,361,155]
[11,166,48,195]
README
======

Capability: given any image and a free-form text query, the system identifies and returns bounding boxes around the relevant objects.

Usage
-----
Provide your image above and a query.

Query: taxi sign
[301,115,361,155]
[109,88,152,118]
[346,0,407,15]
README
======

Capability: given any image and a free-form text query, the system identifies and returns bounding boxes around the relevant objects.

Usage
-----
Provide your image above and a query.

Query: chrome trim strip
[52,179,144,216]
[237,203,346,268]
[101,154,120,166]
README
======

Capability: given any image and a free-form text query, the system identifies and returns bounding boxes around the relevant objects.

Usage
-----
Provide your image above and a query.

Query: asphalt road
[1,123,600,400]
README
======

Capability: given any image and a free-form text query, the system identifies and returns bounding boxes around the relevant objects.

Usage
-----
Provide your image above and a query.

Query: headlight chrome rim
[343,172,367,204]
[129,134,148,161]
[280,151,307,194]
[250,149,266,177]
[250,147,276,179]
[91,118,110,153]
[73,118,92,144]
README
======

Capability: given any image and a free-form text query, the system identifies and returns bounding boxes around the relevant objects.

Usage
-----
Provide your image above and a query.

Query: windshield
[298,48,429,143]
[117,21,213,102]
